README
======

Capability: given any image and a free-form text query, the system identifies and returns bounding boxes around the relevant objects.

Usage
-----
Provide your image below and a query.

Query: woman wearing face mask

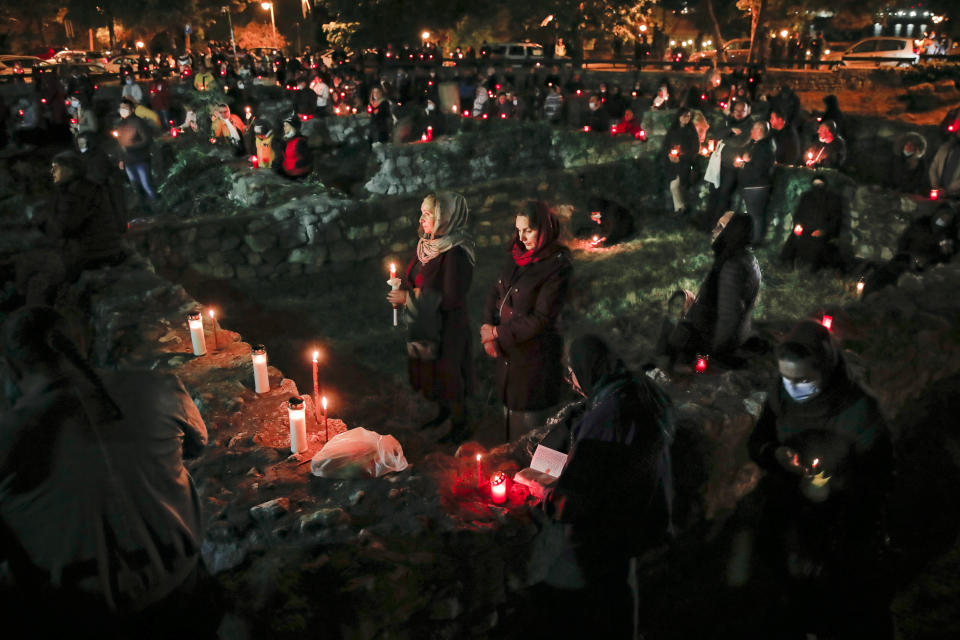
[530,334,674,639]
[659,212,761,370]
[746,319,893,638]
[68,95,97,137]
[481,201,573,441]
[387,193,476,444]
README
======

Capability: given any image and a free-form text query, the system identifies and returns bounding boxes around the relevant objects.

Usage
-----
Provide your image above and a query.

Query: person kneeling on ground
[657,212,761,370]
[273,115,312,179]
[525,334,675,639]
[573,195,635,247]
[0,307,212,636]
[779,175,845,272]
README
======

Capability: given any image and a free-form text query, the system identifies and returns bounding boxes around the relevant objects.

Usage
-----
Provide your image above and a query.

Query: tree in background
[237,20,288,50]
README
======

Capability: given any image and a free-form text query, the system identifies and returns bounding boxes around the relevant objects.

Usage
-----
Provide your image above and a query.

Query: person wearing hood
[251,118,276,169]
[481,201,573,441]
[890,133,928,195]
[529,334,675,639]
[121,75,144,104]
[662,212,761,369]
[736,120,777,245]
[662,108,700,216]
[804,120,846,169]
[76,132,128,232]
[387,193,476,444]
[0,307,211,634]
[779,175,845,272]
[368,87,395,144]
[273,115,312,179]
[747,319,893,638]
[819,94,846,140]
[210,103,246,150]
[67,95,97,138]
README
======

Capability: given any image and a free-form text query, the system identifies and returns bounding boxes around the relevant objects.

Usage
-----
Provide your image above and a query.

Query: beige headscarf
[416,192,477,265]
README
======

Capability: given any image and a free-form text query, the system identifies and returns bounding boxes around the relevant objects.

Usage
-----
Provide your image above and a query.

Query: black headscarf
[712,213,753,263]
[566,334,623,397]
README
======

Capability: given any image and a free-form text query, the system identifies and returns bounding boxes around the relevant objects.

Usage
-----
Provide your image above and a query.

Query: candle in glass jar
[287,396,308,454]
[695,355,708,374]
[187,313,206,356]
[490,471,507,504]
[252,345,269,393]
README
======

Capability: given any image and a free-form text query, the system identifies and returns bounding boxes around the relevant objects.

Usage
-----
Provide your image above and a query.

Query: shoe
[438,419,472,445]
[419,406,450,430]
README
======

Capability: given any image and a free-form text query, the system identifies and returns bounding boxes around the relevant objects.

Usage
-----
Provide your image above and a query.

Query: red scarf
[512,237,542,266]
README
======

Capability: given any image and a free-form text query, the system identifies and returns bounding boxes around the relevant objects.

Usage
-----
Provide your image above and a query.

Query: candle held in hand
[252,345,269,393]
[287,396,308,454]
[187,313,206,356]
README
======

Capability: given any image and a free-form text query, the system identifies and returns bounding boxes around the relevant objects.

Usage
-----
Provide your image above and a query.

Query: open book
[513,444,568,499]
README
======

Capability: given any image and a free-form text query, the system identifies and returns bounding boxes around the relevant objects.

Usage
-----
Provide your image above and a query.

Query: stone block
[288,247,315,264]
[244,233,276,253]
[263,248,289,265]
[250,498,290,523]
[235,265,257,279]
[346,225,372,240]
[372,221,389,236]
[329,242,356,262]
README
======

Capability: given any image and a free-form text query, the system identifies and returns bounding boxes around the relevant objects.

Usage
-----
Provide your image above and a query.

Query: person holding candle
[736,120,776,245]
[745,319,893,638]
[386,192,476,444]
[0,307,213,634]
[658,212,761,371]
[531,334,675,639]
[804,120,847,170]
[928,122,960,199]
[779,176,845,272]
[481,201,573,441]
[661,108,700,217]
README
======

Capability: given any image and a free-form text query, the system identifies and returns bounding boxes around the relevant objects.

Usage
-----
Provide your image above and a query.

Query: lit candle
[208,309,218,350]
[856,279,865,297]
[252,345,269,393]
[187,313,206,356]
[388,263,400,327]
[591,235,600,247]
[670,147,679,157]
[708,139,716,152]
[476,454,482,487]
[287,396,308,454]
[321,395,328,440]
[930,189,941,201]
[209,137,217,144]
[820,315,834,331]
[490,471,507,504]
[171,127,179,137]
[582,125,590,132]
[695,355,708,374]
[794,224,804,236]
[251,155,259,168]
[312,350,320,424]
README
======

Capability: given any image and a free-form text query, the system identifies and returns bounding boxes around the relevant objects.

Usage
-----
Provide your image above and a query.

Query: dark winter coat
[685,217,761,356]
[895,212,959,269]
[368,100,393,144]
[0,370,207,614]
[806,137,847,169]
[46,175,125,266]
[661,123,700,182]
[738,137,776,188]
[584,105,611,132]
[115,115,152,165]
[771,124,800,165]
[574,197,635,246]
[779,183,844,270]
[484,245,573,411]
[403,247,474,405]
[890,152,927,195]
[80,145,128,234]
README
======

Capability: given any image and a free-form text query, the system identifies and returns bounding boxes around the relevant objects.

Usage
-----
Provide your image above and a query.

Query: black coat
[890,153,928,195]
[738,137,776,188]
[47,176,124,265]
[779,184,844,269]
[771,125,800,166]
[484,246,573,411]
[403,247,474,405]
[662,123,700,181]
[685,249,761,355]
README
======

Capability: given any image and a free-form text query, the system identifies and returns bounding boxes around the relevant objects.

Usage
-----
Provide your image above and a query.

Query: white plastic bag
[704,140,725,188]
[310,427,409,478]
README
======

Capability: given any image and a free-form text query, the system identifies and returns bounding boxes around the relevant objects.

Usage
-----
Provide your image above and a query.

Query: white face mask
[119,108,131,118]
[125,77,133,84]
[782,377,821,402]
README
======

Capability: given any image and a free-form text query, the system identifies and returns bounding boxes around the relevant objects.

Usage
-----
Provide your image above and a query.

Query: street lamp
[261,2,278,50]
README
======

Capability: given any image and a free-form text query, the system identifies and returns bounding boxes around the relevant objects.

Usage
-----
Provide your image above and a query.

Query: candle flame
[812,458,820,468]
[321,396,327,410]
[476,454,482,461]
[312,350,319,362]
[208,309,215,318]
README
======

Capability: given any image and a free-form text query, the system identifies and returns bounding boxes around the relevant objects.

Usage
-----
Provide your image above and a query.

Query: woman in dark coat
[480,201,573,441]
[661,108,700,215]
[780,175,845,271]
[532,335,675,639]
[747,320,892,638]
[663,212,761,369]
[387,192,476,443]
[736,120,777,245]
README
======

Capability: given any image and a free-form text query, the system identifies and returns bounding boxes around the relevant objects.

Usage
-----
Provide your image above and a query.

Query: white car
[483,42,545,62]
[104,55,142,75]
[51,50,90,64]
[822,37,918,68]
[0,55,52,81]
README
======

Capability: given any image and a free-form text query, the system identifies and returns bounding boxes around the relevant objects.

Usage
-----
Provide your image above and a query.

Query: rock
[201,539,248,574]
[244,233,276,253]
[349,489,366,506]
[249,498,290,523]
[298,507,350,533]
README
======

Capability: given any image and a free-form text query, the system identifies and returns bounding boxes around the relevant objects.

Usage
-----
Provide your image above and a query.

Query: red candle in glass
[490,471,507,504]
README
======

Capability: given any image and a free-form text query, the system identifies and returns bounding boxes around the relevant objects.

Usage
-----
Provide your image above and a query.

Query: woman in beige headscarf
[386,192,476,444]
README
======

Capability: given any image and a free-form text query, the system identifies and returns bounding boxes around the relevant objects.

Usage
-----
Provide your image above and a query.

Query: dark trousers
[741,185,770,245]
[705,168,738,229]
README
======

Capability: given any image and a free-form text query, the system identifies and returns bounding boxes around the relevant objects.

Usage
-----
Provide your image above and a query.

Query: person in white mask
[121,75,144,104]
[745,318,893,638]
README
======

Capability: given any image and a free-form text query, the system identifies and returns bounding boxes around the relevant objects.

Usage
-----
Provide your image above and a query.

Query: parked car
[483,42,545,62]
[52,49,90,64]
[0,55,52,82]
[821,37,918,68]
[53,62,112,81]
[689,38,751,64]
[104,55,141,75]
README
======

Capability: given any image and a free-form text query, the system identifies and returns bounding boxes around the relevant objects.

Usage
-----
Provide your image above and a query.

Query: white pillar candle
[388,263,400,327]
[252,345,269,393]
[287,396,308,454]
[187,313,206,356]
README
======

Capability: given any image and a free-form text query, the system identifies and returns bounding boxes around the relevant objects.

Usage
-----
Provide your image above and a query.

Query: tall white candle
[287,396,308,454]
[188,313,206,356]
[252,345,269,393]
[388,263,400,327]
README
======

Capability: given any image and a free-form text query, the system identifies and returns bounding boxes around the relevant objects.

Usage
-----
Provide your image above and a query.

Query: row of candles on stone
[186,309,331,454]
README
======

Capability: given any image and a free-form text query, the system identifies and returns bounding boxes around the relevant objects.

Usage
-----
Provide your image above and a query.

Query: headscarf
[416,192,476,265]
[566,334,621,397]
[511,201,561,267]
[712,213,753,263]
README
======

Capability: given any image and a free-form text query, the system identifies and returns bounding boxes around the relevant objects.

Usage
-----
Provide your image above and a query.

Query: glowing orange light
[794,224,804,236]
[930,189,941,200]
[695,356,708,373]
[490,472,507,503]
[821,315,833,331]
